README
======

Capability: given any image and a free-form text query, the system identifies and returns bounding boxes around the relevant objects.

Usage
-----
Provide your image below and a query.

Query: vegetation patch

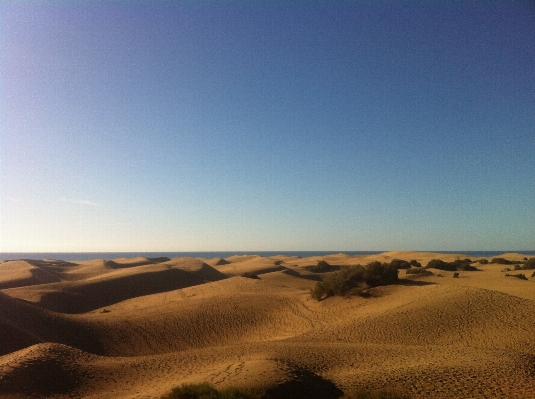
[311,261,399,301]
[490,257,522,265]
[162,382,263,399]
[522,258,535,270]
[305,260,340,273]
[388,259,411,269]
[425,259,479,272]
[162,382,409,399]
[405,268,433,276]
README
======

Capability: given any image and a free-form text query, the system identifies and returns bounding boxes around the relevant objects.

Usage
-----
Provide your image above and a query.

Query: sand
[1,252,534,398]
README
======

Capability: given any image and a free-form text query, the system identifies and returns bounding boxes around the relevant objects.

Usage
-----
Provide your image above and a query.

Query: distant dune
[1,252,534,398]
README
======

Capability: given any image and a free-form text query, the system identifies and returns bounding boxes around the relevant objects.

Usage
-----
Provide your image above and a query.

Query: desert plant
[453,272,459,278]
[426,259,479,272]
[241,272,260,279]
[523,258,535,270]
[456,263,479,271]
[505,273,528,280]
[388,259,411,269]
[490,257,513,265]
[162,383,261,399]
[531,271,535,278]
[406,268,433,276]
[409,260,421,267]
[478,259,489,264]
[311,262,399,301]
[425,259,456,271]
[364,261,399,286]
[307,260,338,273]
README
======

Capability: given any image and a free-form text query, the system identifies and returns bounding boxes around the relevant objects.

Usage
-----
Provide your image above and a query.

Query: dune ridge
[1,251,534,398]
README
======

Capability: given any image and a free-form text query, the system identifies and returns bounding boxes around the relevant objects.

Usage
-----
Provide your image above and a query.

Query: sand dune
[1,252,534,398]
[3,258,225,313]
[0,261,62,289]
[209,255,287,276]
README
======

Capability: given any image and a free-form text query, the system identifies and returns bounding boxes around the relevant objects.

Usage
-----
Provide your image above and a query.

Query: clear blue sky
[1,1,534,252]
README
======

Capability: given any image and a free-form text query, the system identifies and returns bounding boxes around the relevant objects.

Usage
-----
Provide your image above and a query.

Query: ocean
[1,251,534,261]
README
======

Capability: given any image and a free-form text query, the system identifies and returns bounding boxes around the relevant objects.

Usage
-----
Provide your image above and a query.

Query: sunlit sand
[1,252,534,398]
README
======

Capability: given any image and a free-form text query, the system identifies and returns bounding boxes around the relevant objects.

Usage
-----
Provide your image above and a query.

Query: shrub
[307,260,338,273]
[531,271,535,278]
[523,258,535,270]
[409,260,421,267]
[241,272,260,279]
[342,388,410,399]
[505,273,528,280]
[456,263,479,271]
[162,383,261,399]
[491,258,513,265]
[364,261,399,286]
[426,259,479,271]
[388,259,411,269]
[478,259,489,264]
[311,262,399,301]
[425,259,456,271]
[405,268,433,276]
[453,272,459,278]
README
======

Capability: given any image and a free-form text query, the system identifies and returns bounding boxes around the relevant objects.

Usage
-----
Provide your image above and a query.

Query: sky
[1,1,534,252]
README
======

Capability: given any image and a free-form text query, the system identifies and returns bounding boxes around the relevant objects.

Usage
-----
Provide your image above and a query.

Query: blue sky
[1,1,534,252]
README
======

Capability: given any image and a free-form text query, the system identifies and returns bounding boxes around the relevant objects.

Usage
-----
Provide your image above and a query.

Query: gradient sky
[1,1,534,252]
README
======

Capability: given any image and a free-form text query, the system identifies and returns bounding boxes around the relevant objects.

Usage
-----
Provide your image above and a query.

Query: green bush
[426,259,478,271]
[523,258,535,270]
[491,257,513,265]
[505,273,528,280]
[311,262,398,301]
[405,268,433,276]
[162,383,261,399]
[425,259,456,271]
[342,388,410,399]
[456,263,479,271]
[306,260,339,273]
[388,259,411,269]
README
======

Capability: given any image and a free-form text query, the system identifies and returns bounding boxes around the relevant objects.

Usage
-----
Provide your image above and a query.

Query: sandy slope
[1,252,534,398]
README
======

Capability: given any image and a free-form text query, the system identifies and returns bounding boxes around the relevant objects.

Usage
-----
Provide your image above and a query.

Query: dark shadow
[147,257,171,263]
[265,364,343,399]
[23,259,79,268]
[283,268,323,281]
[0,356,83,396]
[397,279,437,286]
[37,268,215,314]
[0,291,105,355]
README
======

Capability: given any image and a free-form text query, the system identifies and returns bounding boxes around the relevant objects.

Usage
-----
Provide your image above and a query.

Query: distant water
[1,251,534,261]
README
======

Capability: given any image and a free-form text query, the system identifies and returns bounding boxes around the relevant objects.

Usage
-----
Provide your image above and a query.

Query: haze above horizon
[2,2,534,252]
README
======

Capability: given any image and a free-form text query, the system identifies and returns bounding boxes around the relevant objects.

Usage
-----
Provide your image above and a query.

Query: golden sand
[1,252,534,398]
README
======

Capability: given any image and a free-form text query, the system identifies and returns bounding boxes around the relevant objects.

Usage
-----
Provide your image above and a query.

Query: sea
[1,251,535,262]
